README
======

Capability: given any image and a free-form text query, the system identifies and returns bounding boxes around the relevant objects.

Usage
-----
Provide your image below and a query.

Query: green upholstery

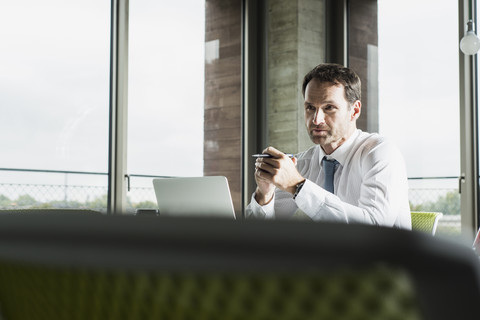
[0,262,420,320]
[411,211,443,235]
[0,214,478,319]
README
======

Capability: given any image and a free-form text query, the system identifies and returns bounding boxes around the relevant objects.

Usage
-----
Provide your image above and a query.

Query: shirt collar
[318,129,361,167]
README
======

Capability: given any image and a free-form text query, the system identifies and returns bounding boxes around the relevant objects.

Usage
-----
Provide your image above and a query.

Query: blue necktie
[322,157,339,194]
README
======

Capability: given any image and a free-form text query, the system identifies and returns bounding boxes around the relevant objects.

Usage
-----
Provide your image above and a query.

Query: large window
[378,0,461,235]
[126,1,205,211]
[0,1,110,211]
[3,1,469,224]
[0,1,245,215]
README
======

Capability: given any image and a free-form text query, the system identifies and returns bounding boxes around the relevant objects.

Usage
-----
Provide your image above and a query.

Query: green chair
[411,211,443,235]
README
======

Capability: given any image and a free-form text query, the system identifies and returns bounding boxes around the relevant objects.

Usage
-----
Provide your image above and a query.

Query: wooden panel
[204,83,241,110]
[204,107,241,130]
[204,137,241,160]
[205,56,242,82]
[348,0,378,132]
[204,0,243,215]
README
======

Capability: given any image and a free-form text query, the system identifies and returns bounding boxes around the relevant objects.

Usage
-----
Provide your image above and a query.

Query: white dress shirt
[245,130,411,229]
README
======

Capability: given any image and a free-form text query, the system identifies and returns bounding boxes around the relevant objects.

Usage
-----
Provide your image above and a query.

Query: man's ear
[351,100,361,121]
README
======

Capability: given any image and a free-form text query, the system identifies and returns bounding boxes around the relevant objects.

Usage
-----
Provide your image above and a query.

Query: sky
[0,0,205,185]
[127,1,205,178]
[0,1,111,174]
[378,0,460,182]
[0,0,467,197]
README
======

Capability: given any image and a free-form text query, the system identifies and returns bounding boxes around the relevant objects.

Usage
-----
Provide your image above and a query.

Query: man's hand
[254,146,305,204]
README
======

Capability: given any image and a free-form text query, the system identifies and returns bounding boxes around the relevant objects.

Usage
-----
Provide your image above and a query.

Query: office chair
[411,211,443,235]
[0,213,477,320]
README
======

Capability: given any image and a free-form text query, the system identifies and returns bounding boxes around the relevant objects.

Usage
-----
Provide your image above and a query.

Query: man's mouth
[311,127,329,134]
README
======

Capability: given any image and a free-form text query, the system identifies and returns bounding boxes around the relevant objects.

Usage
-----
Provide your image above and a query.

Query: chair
[411,211,443,235]
[0,213,477,320]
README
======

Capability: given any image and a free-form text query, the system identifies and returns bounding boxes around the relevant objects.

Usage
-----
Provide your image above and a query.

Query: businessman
[246,63,411,229]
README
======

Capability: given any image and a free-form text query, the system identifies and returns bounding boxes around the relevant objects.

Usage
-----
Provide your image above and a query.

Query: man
[245,63,411,229]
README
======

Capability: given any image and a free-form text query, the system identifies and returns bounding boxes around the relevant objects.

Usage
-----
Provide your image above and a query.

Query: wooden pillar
[204,0,243,216]
[348,0,378,133]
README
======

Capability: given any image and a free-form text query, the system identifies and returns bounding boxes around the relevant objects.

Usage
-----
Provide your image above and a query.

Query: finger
[256,161,276,173]
[262,146,283,158]
[263,154,292,169]
[255,167,272,181]
[261,158,279,169]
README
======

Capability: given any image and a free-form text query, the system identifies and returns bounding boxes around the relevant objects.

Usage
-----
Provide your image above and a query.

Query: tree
[85,194,108,210]
[0,195,11,208]
[132,200,157,210]
[15,194,38,207]
[410,190,460,215]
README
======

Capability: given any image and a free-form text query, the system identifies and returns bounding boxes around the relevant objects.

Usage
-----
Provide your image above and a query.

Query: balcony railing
[0,168,462,236]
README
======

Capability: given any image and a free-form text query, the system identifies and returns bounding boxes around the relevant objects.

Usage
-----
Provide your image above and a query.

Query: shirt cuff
[294,179,326,206]
[247,192,275,219]
[294,179,347,222]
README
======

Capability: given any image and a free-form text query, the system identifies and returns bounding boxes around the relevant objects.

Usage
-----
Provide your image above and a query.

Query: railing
[0,168,163,213]
[0,168,462,235]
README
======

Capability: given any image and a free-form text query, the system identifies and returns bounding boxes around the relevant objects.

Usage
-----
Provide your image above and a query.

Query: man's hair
[302,63,361,105]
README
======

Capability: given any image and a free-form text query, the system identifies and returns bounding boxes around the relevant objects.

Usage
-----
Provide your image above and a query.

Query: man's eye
[324,105,335,111]
[306,105,315,111]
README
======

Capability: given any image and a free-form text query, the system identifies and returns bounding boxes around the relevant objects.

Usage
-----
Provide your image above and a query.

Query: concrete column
[267,0,326,153]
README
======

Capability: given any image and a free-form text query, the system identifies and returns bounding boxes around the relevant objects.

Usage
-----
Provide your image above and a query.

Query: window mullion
[108,0,129,214]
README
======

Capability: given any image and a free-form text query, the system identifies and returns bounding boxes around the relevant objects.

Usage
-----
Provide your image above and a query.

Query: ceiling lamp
[460,20,480,55]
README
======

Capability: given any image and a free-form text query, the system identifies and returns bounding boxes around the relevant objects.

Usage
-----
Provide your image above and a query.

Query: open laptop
[152,176,236,219]
[473,228,480,256]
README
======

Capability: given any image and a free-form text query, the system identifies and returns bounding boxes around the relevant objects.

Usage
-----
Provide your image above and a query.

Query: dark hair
[302,63,361,105]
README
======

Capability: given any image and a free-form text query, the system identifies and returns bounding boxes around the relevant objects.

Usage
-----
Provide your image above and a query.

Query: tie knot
[322,157,339,168]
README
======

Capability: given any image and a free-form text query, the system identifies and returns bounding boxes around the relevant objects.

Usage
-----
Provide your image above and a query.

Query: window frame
[459,0,479,237]
[108,0,129,213]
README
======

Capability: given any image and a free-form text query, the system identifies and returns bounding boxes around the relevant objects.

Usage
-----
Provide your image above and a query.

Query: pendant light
[460,20,480,55]
[460,0,480,55]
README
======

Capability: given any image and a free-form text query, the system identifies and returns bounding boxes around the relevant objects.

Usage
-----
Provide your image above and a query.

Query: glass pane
[0,1,111,212]
[127,1,205,212]
[378,0,460,236]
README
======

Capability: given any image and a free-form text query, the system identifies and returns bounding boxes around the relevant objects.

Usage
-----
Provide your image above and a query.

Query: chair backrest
[411,211,443,235]
[0,213,477,320]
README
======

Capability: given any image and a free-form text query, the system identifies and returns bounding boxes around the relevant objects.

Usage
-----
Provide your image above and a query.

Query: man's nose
[313,109,324,125]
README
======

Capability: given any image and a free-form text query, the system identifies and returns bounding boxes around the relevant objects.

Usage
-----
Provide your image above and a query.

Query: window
[0,1,110,211]
[126,0,206,212]
[378,0,461,235]
[1,1,245,215]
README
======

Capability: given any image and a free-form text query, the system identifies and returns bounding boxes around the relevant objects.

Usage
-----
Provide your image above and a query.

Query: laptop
[473,228,480,256]
[152,176,236,219]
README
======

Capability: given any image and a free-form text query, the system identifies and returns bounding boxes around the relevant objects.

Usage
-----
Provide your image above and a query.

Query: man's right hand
[254,182,275,206]
[254,146,297,205]
[254,152,276,205]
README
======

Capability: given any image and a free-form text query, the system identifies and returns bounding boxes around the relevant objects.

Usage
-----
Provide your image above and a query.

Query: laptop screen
[152,176,236,219]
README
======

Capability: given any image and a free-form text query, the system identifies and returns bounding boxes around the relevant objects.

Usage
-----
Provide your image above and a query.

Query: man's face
[304,78,361,154]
